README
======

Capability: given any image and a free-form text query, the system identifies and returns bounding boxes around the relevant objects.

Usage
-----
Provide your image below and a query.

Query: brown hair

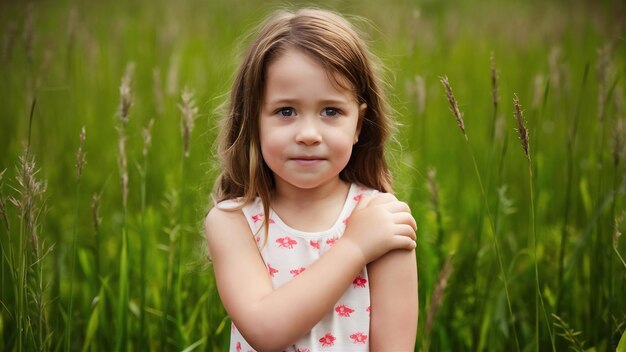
[213,8,394,217]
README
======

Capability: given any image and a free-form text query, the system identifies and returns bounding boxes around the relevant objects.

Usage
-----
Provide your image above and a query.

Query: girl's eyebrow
[265,97,352,106]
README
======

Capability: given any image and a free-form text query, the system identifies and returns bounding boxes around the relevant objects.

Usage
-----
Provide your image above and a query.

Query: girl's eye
[277,107,296,117]
[321,107,339,117]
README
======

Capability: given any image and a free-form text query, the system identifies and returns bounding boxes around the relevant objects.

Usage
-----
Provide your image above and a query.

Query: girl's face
[259,48,361,193]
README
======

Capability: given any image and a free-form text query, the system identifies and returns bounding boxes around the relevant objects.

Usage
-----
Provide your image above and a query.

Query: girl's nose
[295,117,322,145]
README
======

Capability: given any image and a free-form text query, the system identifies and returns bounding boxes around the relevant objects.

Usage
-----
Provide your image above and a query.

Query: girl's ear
[355,103,367,144]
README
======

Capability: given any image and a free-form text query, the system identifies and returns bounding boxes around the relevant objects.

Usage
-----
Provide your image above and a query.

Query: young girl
[205,8,418,351]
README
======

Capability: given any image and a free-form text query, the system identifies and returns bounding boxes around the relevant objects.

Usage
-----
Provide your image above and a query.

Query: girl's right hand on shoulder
[342,193,417,264]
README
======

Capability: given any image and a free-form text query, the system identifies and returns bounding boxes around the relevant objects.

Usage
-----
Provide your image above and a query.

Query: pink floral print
[267,263,278,277]
[276,236,297,249]
[353,275,367,288]
[309,240,320,250]
[290,267,306,277]
[335,304,355,317]
[319,333,336,347]
[350,332,368,344]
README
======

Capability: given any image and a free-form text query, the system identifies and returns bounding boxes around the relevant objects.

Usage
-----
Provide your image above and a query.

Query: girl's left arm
[367,247,418,351]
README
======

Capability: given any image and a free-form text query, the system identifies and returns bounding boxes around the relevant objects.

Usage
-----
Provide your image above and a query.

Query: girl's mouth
[291,157,324,166]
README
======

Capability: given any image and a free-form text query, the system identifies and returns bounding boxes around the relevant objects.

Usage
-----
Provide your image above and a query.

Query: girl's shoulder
[205,197,253,234]
[214,197,245,211]
[209,197,264,232]
[204,198,258,260]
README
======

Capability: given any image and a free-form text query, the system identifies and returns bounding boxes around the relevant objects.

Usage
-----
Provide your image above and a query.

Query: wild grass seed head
[117,133,128,209]
[426,167,439,210]
[179,86,199,158]
[76,126,86,179]
[166,54,179,96]
[91,192,101,235]
[426,257,453,337]
[549,46,563,96]
[513,93,530,160]
[414,75,426,115]
[490,52,499,112]
[152,67,164,116]
[531,74,545,110]
[495,114,506,142]
[118,62,135,125]
[142,118,155,157]
[117,62,134,209]
[439,76,467,139]
[10,149,46,257]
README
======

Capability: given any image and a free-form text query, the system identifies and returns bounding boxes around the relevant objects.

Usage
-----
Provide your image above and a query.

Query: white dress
[219,183,376,352]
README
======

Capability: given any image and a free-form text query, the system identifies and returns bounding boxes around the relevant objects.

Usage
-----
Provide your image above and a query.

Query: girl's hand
[342,193,417,264]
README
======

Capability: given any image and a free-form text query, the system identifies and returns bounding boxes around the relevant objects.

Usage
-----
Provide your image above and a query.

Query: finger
[384,200,411,214]
[392,212,417,231]
[367,192,397,207]
[392,235,417,250]
[394,224,417,241]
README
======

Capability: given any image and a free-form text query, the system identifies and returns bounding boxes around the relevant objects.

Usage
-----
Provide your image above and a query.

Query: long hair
[213,8,394,218]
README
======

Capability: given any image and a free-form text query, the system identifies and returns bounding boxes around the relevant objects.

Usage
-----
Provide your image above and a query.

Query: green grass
[1,0,625,350]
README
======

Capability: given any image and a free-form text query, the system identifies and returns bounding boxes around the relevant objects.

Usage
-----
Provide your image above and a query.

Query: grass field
[1,0,625,350]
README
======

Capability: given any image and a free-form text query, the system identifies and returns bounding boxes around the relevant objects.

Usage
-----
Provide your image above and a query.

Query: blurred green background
[1,0,625,350]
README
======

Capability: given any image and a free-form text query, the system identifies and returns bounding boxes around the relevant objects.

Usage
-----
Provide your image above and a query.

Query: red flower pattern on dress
[325,237,338,246]
[366,305,371,315]
[353,194,363,202]
[350,332,368,344]
[309,240,320,250]
[251,213,263,223]
[342,216,349,224]
[235,341,241,352]
[319,333,336,347]
[290,267,306,277]
[267,263,278,277]
[276,236,297,249]
[251,212,275,224]
[335,304,354,317]
[353,275,367,288]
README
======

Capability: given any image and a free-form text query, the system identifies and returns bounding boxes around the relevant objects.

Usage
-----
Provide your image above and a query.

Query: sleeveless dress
[220,183,376,352]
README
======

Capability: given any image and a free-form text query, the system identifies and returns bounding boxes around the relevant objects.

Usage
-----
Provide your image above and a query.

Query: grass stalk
[139,118,154,342]
[175,87,198,347]
[613,215,626,270]
[426,167,444,252]
[514,94,555,351]
[439,76,520,351]
[65,126,86,352]
[423,256,453,351]
[161,190,180,350]
[114,63,134,352]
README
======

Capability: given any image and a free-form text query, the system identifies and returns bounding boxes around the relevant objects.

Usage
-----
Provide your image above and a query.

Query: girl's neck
[271,179,351,232]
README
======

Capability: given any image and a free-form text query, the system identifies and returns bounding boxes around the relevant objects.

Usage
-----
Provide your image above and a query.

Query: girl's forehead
[265,48,358,100]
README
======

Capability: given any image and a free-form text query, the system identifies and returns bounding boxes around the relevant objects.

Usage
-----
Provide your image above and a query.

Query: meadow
[1,0,625,350]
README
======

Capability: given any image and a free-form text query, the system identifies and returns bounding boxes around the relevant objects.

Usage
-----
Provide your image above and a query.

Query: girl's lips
[291,157,324,166]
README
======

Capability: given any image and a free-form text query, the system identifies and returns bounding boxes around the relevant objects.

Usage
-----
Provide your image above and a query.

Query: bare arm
[205,194,416,351]
[368,248,418,351]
